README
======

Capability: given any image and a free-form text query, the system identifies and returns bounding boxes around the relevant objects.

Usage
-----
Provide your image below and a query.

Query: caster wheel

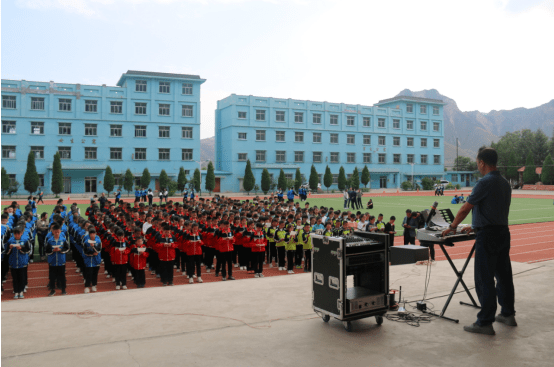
[322,314,330,323]
[376,316,383,325]
[343,321,352,332]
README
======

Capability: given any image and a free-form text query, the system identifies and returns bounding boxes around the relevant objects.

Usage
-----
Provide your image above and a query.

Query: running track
[2,222,552,302]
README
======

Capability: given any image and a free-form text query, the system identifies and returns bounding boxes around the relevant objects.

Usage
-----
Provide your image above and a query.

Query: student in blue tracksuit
[82,228,102,293]
[287,188,297,203]
[115,189,122,206]
[6,227,31,299]
[135,188,141,203]
[45,224,70,296]
[451,195,459,204]
[28,196,37,216]
[141,188,147,203]
[277,189,284,202]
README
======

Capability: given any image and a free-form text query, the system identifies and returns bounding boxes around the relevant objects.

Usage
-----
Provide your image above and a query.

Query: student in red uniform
[186,223,203,283]
[215,220,235,281]
[250,222,266,278]
[154,223,177,286]
[110,229,131,290]
[129,237,149,288]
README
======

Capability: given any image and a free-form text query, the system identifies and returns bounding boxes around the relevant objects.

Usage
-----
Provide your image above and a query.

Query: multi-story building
[215,94,447,192]
[1,70,205,194]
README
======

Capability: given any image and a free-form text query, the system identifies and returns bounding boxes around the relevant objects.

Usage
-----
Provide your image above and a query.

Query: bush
[401,181,413,191]
[446,183,455,189]
[7,180,20,197]
[455,184,461,189]
[168,179,178,196]
[421,177,435,190]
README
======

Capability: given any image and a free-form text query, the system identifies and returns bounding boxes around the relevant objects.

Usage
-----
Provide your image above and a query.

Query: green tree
[140,168,151,188]
[24,151,40,195]
[1,167,10,195]
[533,129,550,165]
[361,165,370,188]
[104,166,115,195]
[243,159,255,194]
[309,165,319,192]
[124,169,134,195]
[278,169,286,191]
[51,152,64,197]
[541,154,554,185]
[193,168,201,192]
[205,161,215,194]
[421,177,435,190]
[177,167,188,192]
[159,169,169,191]
[350,167,360,189]
[522,153,537,184]
[337,166,346,191]
[505,150,518,183]
[294,168,302,191]
[323,165,332,192]
[453,156,477,171]
[261,168,271,194]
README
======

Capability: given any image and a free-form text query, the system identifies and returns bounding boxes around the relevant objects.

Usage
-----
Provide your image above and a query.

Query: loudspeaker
[390,245,428,265]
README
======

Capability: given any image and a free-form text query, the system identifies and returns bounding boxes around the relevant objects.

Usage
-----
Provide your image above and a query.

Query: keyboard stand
[420,240,481,323]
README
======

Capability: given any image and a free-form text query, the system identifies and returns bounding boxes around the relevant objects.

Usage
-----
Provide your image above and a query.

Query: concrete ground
[2,259,554,367]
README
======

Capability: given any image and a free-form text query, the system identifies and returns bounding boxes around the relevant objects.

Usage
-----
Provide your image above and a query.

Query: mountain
[396,89,554,165]
[200,136,215,164]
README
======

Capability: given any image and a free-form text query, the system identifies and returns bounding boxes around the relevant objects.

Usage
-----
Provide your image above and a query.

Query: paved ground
[3,258,553,367]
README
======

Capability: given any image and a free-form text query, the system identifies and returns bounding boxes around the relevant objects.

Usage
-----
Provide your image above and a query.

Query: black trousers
[277,246,286,268]
[403,232,415,245]
[295,246,303,267]
[48,265,66,291]
[474,226,515,326]
[38,233,47,257]
[112,264,127,286]
[357,198,362,209]
[344,199,348,208]
[159,260,174,284]
[179,252,187,273]
[286,251,295,271]
[304,249,312,271]
[148,196,153,206]
[134,269,146,286]
[84,266,100,287]
[11,267,26,294]
[218,251,233,278]
[252,251,264,274]
[234,244,244,266]
[1,256,10,281]
[175,248,180,268]
[204,247,215,269]
[243,247,252,270]
[187,254,202,278]
[349,198,356,209]
[266,242,276,263]
[148,249,159,274]
[102,249,113,275]
[37,196,44,204]
[420,243,435,260]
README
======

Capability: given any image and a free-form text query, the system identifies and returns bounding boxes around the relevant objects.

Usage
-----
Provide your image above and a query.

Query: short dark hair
[477,147,498,167]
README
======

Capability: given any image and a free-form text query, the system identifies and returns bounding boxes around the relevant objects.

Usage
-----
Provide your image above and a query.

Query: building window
[285,174,293,181]
[330,115,338,125]
[2,95,16,109]
[182,127,193,139]
[420,105,427,114]
[58,146,71,159]
[31,97,45,110]
[313,132,322,143]
[434,155,441,165]
[38,174,44,187]
[378,153,386,164]
[136,80,147,92]
[2,145,16,159]
[378,136,386,146]
[159,148,170,160]
[407,120,414,130]
[85,147,97,160]
[363,135,371,145]
[256,110,266,121]
[135,102,147,115]
[256,130,266,141]
[421,138,427,148]
[159,104,170,116]
[347,153,356,163]
[110,148,122,160]
[294,112,303,123]
[84,123,97,136]
[421,155,428,164]
[238,132,247,140]
[182,149,193,161]
[332,174,339,185]
[393,136,400,146]
[31,121,44,135]
[313,151,322,163]
[452,174,458,182]
[378,118,385,128]
[135,125,147,137]
[135,148,147,160]
[256,150,266,162]
[330,152,339,163]
[182,83,193,95]
[393,119,400,129]
[407,137,414,147]
[363,153,371,163]
[406,104,413,113]
[434,139,440,148]
[346,116,355,126]
[159,126,170,138]
[347,134,355,144]
[276,151,286,163]
[58,98,71,111]
[2,120,16,134]
[407,154,414,164]
[85,100,97,112]
[238,153,247,161]
[159,82,170,93]
[421,121,427,131]
[330,133,339,144]
[58,122,71,135]
[433,122,440,132]
[313,113,321,124]
[182,105,193,117]
[295,151,304,163]
[276,111,285,122]
[295,131,304,142]
[110,101,122,114]
[393,154,401,164]
[275,131,285,142]
[238,111,247,119]
[433,106,439,115]
[362,117,371,127]
[110,124,122,137]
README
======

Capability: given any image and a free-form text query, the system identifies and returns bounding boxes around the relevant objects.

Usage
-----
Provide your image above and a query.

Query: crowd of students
[2,193,403,299]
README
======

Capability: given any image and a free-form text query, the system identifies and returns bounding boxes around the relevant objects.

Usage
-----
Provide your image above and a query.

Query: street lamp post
[410,163,415,190]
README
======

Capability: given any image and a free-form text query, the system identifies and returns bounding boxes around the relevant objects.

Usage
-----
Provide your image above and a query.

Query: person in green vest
[323,221,334,237]
[299,223,312,272]
[264,217,277,268]
[272,220,287,271]
[284,224,297,274]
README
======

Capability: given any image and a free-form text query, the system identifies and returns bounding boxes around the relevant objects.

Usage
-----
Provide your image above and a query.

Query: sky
[2,0,553,139]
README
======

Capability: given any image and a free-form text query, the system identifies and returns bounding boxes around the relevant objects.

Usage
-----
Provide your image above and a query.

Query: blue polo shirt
[467,171,511,228]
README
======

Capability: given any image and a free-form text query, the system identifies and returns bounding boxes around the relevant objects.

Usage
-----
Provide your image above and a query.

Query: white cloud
[16,0,97,16]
